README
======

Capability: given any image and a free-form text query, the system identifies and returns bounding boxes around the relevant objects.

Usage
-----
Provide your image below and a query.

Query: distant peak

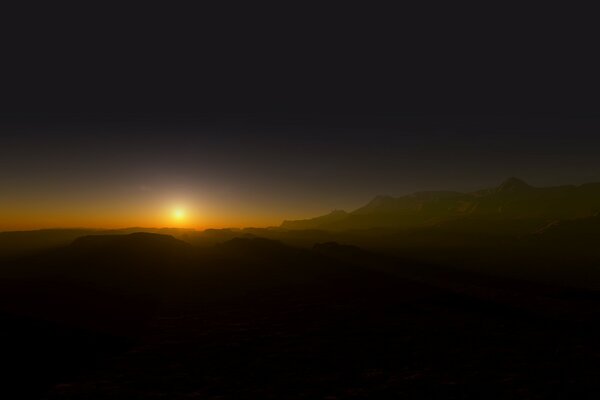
[497,177,532,193]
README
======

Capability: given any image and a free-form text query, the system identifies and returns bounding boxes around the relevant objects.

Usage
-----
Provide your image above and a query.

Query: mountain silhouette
[0,233,192,337]
[280,178,600,230]
[0,228,195,258]
[4,219,600,397]
[281,209,348,230]
[70,232,191,258]
[496,176,533,194]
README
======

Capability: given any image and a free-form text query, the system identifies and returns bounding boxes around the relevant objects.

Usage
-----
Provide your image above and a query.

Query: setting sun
[172,208,186,221]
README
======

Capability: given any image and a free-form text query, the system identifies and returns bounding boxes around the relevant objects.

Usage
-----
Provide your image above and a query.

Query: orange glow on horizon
[0,207,284,232]
[0,196,324,232]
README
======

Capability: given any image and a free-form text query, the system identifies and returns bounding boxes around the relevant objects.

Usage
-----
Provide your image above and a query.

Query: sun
[172,208,186,221]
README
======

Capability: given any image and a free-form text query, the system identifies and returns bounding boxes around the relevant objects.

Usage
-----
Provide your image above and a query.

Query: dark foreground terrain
[1,233,600,399]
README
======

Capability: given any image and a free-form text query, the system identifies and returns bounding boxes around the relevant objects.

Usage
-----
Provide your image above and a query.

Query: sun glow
[172,208,186,221]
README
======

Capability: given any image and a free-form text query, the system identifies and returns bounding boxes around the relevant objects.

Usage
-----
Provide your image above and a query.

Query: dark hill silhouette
[216,236,288,254]
[1,233,192,335]
[184,237,393,301]
[3,228,600,397]
[0,228,99,258]
[313,241,368,260]
[70,232,191,259]
[281,178,600,230]
[0,228,195,259]
[0,232,193,398]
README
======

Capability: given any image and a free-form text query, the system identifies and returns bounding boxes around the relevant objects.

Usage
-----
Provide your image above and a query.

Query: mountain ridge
[280,178,600,231]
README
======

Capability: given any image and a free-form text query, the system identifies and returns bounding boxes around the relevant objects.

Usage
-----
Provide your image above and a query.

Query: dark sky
[2,4,600,229]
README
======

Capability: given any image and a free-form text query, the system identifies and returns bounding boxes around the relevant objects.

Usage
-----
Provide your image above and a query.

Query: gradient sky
[2,114,600,231]
[2,4,599,230]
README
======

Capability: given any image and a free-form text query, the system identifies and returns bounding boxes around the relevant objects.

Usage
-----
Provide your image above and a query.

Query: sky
[3,114,600,230]
[1,4,599,230]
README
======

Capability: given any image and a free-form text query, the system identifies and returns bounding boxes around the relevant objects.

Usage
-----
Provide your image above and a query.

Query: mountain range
[4,181,600,397]
[281,177,600,231]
